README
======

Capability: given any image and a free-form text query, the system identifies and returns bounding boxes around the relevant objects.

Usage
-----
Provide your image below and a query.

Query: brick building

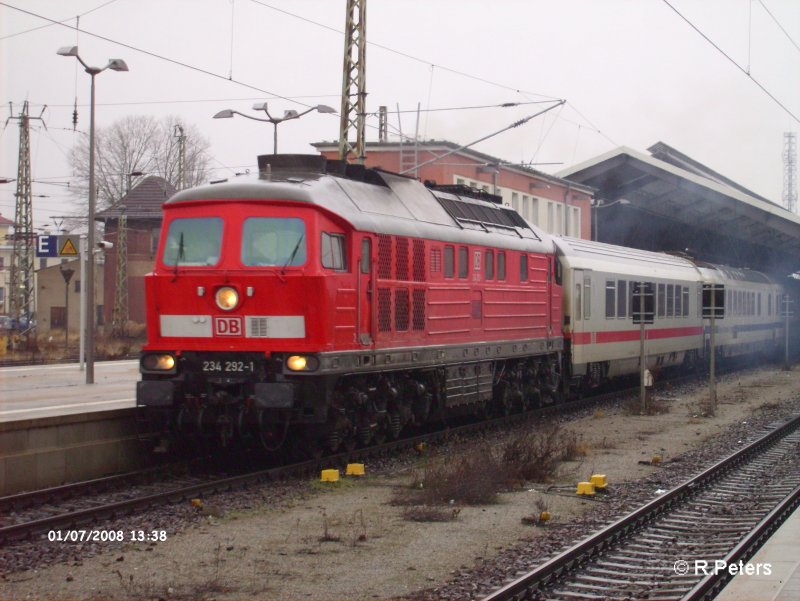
[313,140,594,239]
[96,176,176,327]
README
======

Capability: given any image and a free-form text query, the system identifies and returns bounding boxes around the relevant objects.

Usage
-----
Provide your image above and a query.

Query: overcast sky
[1,0,799,231]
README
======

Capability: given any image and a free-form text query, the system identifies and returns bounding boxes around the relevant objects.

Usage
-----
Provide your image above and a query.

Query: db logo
[213,316,243,337]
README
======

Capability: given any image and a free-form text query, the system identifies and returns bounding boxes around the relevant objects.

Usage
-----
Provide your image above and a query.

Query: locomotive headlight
[215,286,239,311]
[285,355,319,372]
[286,355,307,371]
[141,353,177,373]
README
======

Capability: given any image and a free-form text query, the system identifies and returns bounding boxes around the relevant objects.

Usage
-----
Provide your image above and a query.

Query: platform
[0,359,138,422]
[715,506,800,601]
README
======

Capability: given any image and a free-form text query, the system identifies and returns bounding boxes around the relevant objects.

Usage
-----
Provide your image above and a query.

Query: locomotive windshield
[241,217,306,267]
[162,217,223,266]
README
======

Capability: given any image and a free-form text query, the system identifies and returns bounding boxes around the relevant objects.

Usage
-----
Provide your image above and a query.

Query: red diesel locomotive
[137,155,564,452]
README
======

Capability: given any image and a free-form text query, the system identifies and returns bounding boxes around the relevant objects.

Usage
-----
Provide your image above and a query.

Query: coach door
[357,236,374,345]
[571,269,591,362]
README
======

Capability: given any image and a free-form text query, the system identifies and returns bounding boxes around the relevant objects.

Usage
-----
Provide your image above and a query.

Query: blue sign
[36,235,58,257]
[35,235,81,258]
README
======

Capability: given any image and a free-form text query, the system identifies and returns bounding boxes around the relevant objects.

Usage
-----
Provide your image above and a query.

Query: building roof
[0,212,14,226]
[96,176,176,221]
[558,143,800,276]
[312,140,596,195]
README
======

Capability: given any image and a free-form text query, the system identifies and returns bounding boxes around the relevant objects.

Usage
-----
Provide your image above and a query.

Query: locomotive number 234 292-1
[202,360,255,373]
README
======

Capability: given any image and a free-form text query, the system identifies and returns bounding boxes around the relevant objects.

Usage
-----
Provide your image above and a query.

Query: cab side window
[321,232,347,271]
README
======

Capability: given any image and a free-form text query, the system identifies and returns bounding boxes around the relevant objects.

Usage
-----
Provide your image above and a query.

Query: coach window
[768,293,772,316]
[444,245,455,278]
[666,284,674,317]
[485,250,494,279]
[758,293,761,316]
[674,285,681,317]
[616,280,627,318]
[458,246,469,278]
[497,252,506,280]
[321,232,347,271]
[657,283,666,318]
[520,254,528,282]
[164,217,223,266]
[605,280,616,319]
[683,287,689,317]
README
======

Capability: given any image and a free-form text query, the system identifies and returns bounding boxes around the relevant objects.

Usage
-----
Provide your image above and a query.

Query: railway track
[0,390,615,547]
[482,412,800,601]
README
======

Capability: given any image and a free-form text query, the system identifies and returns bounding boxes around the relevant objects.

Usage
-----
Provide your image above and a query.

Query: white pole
[79,236,86,370]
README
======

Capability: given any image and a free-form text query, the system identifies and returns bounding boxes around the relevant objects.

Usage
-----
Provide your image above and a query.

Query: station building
[0,212,13,315]
[559,142,800,278]
[95,176,175,329]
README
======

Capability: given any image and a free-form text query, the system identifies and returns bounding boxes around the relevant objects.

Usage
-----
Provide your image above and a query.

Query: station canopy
[559,142,800,278]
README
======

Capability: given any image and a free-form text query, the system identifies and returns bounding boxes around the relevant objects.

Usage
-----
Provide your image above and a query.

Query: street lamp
[213,103,336,154]
[57,45,128,385]
[592,198,631,242]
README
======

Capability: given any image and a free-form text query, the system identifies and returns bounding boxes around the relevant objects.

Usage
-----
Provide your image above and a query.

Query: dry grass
[410,445,507,506]
[395,425,588,517]
[501,425,582,484]
[401,506,461,522]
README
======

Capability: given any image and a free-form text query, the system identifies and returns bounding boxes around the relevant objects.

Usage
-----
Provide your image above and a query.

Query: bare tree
[69,114,211,211]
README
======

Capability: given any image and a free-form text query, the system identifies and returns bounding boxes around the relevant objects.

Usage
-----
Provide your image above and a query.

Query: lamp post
[57,46,128,384]
[592,198,630,242]
[213,103,336,154]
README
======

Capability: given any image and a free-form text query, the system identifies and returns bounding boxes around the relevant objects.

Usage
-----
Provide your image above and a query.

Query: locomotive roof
[166,155,554,254]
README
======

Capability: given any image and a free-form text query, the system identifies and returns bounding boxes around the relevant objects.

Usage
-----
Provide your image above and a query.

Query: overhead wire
[660,0,800,124]
[0,2,325,112]
[757,0,800,54]
[0,0,118,41]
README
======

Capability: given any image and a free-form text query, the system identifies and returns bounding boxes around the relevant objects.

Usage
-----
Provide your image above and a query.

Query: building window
[530,198,539,225]
[547,203,554,233]
[74,280,81,293]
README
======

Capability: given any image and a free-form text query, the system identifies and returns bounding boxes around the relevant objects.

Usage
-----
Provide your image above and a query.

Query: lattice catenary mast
[7,101,44,342]
[783,132,797,215]
[338,0,367,164]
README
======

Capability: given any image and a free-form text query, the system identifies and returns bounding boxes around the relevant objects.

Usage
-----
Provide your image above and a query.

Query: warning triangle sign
[60,238,79,256]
